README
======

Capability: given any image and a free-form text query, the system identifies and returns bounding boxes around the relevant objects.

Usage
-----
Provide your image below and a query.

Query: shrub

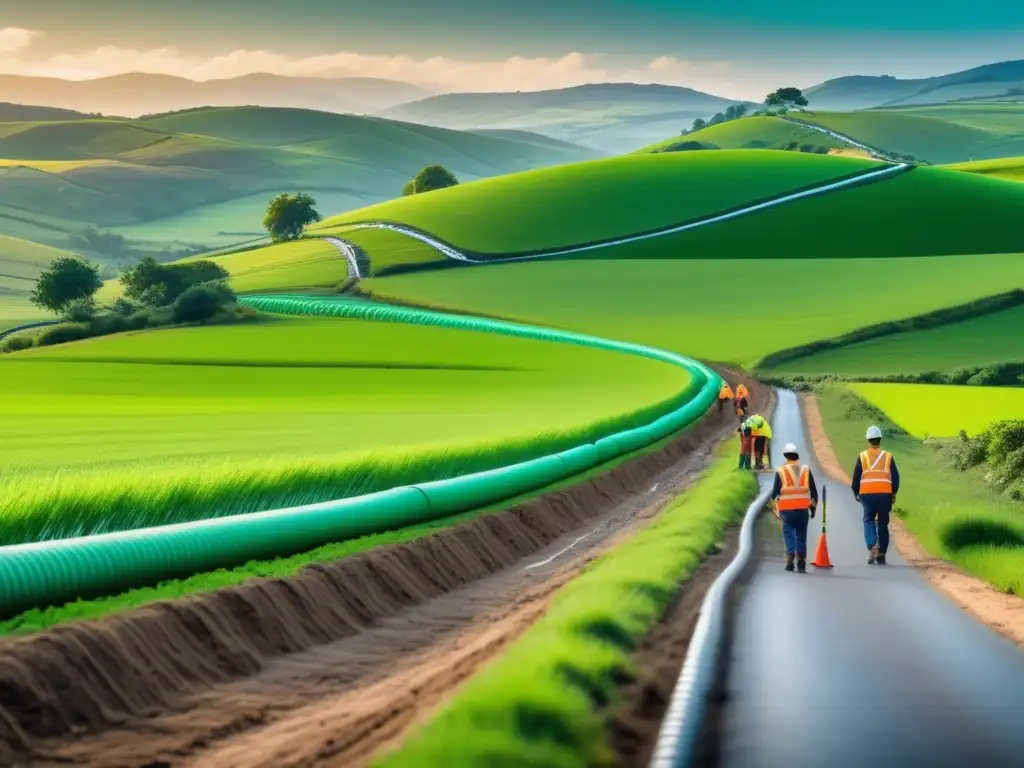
[172,282,237,323]
[63,298,97,323]
[0,335,34,353]
[35,323,96,347]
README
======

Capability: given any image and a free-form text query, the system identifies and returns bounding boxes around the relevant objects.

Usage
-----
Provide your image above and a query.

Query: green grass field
[315,151,879,253]
[0,316,693,545]
[793,110,1024,164]
[875,102,1024,135]
[847,382,1023,437]
[947,156,1024,182]
[369,253,1024,366]
[770,304,1024,376]
[817,386,1022,595]
[638,116,848,153]
[379,446,755,766]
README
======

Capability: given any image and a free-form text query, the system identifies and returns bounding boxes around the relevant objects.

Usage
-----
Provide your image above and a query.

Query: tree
[409,165,459,195]
[691,117,707,132]
[708,112,727,126]
[765,87,809,110]
[725,105,738,121]
[30,257,101,314]
[263,192,321,242]
[402,179,416,196]
[121,257,230,307]
[733,103,749,119]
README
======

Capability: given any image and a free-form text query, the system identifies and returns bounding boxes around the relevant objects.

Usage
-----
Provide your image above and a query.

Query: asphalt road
[718,390,1024,768]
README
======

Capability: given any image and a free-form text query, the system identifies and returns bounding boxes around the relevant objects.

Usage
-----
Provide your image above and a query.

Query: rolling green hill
[766,304,1024,377]
[805,59,1024,110]
[317,151,879,254]
[637,116,848,153]
[0,107,600,256]
[792,110,1024,164]
[946,156,1024,182]
[0,233,76,322]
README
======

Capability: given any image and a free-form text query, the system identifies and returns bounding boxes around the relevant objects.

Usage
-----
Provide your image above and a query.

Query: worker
[718,381,734,414]
[748,413,773,470]
[735,392,749,421]
[738,425,753,470]
[771,443,819,572]
[851,425,900,565]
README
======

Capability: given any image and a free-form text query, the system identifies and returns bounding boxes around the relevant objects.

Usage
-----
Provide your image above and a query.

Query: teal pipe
[0,295,721,618]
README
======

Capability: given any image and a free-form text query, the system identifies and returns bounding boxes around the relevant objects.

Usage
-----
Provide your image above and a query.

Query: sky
[0,1,1022,98]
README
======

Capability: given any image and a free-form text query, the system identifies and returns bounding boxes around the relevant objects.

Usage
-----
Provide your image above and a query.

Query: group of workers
[718,382,900,571]
[765,426,900,571]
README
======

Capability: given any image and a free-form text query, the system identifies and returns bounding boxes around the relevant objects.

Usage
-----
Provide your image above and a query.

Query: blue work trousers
[780,509,809,557]
[861,494,892,554]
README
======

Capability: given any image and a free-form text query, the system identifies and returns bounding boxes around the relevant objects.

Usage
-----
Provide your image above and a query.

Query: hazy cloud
[0,27,41,53]
[0,27,745,94]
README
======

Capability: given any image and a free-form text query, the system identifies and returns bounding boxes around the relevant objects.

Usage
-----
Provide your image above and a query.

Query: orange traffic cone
[812,486,833,569]
[811,531,833,569]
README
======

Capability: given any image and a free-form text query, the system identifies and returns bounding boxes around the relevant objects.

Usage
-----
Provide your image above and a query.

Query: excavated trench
[0,372,766,767]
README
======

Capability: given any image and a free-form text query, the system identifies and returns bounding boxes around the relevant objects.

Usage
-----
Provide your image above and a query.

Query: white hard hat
[866,426,883,440]
[783,443,799,455]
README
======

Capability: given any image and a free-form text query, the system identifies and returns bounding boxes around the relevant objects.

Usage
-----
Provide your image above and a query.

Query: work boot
[868,547,879,565]
[797,558,807,573]
[876,553,887,565]
[785,554,795,572]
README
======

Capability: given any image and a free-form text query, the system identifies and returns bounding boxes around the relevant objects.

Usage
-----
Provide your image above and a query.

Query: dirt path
[801,393,1024,647]
[2,374,767,767]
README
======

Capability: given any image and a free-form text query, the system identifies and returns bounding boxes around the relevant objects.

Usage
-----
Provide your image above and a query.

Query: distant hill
[0,73,432,118]
[383,83,750,153]
[0,102,89,122]
[0,106,600,256]
[806,59,1024,110]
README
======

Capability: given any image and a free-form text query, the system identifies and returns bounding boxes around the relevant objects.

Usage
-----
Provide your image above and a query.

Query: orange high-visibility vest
[736,384,749,400]
[777,463,812,511]
[859,450,893,495]
[719,383,734,400]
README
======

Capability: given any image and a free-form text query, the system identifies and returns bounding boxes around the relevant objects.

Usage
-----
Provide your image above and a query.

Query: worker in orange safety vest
[734,383,750,420]
[771,443,819,572]
[718,381,734,414]
[851,425,900,565]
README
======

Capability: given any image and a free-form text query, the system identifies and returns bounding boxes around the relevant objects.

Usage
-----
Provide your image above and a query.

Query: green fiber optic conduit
[0,295,721,617]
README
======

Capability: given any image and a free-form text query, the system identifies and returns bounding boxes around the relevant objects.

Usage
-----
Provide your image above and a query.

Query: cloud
[0,27,41,53]
[0,28,746,94]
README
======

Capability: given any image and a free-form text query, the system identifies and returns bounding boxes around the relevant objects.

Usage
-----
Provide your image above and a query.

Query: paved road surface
[719,390,1024,768]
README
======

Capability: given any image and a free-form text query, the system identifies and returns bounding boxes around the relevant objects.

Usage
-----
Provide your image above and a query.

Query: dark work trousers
[861,494,893,553]
[780,509,810,557]
[753,436,767,466]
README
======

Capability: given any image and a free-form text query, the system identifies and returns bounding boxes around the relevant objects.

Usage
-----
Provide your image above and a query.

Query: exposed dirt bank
[801,393,1024,647]
[0,372,766,767]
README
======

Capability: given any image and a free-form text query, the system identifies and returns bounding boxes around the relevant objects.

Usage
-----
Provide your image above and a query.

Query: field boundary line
[321,163,909,270]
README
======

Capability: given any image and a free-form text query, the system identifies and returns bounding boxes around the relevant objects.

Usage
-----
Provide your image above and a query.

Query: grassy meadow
[947,156,1024,182]
[816,386,1022,595]
[0,316,693,545]
[847,382,1024,437]
[771,304,1024,376]
[368,253,1024,366]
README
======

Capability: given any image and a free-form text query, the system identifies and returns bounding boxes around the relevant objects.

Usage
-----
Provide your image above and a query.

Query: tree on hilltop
[31,257,102,314]
[263,192,321,243]
[405,165,459,196]
[765,87,809,110]
[690,117,707,133]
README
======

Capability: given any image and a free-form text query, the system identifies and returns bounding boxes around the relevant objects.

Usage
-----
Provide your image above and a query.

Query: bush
[108,297,137,316]
[171,282,237,323]
[0,335,34,353]
[35,323,96,347]
[121,257,230,307]
[63,298,97,323]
